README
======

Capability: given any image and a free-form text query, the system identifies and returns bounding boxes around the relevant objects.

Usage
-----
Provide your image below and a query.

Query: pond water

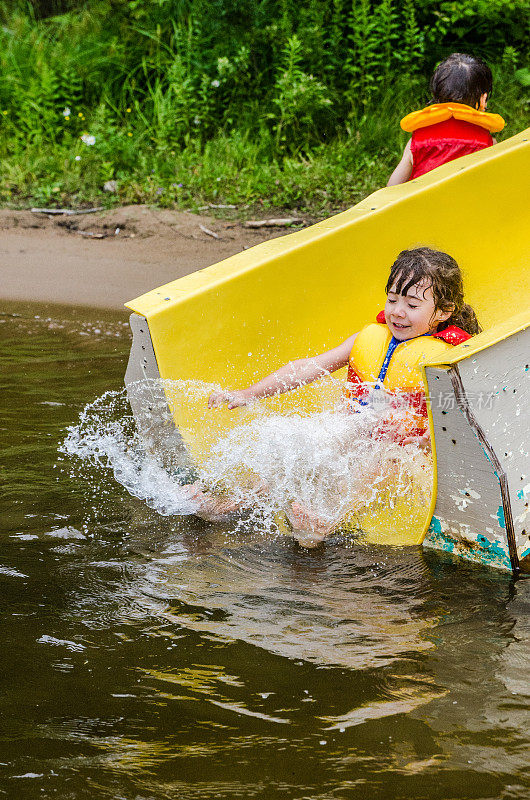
[1,301,529,800]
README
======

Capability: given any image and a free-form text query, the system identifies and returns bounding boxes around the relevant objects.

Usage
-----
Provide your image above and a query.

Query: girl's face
[384,279,452,341]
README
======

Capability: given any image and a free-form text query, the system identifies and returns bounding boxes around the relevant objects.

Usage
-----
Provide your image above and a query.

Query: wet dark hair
[430,52,493,109]
[385,247,481,335]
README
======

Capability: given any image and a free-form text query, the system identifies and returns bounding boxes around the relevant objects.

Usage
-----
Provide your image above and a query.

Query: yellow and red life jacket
[344,312,472,438]
[400,102,505,180]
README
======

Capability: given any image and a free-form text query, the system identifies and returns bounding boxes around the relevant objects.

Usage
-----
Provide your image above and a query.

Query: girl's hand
[207,389,252,409]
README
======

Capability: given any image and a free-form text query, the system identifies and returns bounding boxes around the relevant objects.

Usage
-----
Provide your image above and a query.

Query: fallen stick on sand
[198,203,237,210]
[30,207,104,216]
[199,224,221,239]
[245,218,304,228]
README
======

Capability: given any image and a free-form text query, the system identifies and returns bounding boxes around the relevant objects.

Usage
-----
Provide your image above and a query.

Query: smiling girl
[194,247,480,541]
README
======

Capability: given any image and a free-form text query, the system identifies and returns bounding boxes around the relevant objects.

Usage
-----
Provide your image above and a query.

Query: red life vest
[344,312,472,440]
[400,103,504,181]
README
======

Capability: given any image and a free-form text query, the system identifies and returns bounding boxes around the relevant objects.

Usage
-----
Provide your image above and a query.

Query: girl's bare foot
[180,483,243,523]
[284,502,337,548]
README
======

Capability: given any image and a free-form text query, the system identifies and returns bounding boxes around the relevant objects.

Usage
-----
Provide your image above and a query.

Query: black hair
[385,247,481,335]
[430,53,493,109]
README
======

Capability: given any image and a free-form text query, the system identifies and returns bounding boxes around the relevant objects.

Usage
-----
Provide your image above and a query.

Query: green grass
[2,86,527,217]
[0,4,528,216]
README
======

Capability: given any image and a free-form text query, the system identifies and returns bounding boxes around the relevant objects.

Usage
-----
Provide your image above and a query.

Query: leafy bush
[0,0,528,210]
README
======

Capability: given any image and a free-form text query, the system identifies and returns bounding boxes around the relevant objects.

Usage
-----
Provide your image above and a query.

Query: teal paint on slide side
[424,529,511,571]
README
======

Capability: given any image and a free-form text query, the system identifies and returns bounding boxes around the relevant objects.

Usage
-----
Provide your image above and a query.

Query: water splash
[61,379,432,531]
[61,385,198,516]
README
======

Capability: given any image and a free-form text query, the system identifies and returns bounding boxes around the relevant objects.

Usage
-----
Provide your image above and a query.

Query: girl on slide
[192,247,480,543]
[388,52,504,185]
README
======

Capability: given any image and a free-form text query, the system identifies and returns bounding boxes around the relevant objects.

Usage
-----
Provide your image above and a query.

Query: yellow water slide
[125,128,530,572]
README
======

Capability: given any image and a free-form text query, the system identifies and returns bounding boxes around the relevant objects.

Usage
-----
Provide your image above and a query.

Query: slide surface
[125,128,529,555]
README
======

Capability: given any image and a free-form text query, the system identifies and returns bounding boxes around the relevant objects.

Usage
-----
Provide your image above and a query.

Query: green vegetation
[1,0,528,214]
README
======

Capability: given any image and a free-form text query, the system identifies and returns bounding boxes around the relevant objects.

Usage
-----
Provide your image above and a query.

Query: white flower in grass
[217,57,231,76]
[80,133,96,146]
[211,79,220,88]
[75,155,81,161]
[62,107,71,117]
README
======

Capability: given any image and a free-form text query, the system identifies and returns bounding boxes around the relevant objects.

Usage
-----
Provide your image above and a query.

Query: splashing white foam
[61,385,198,516]
[61,379,432,529]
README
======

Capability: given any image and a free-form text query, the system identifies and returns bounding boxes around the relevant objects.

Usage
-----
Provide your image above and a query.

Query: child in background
[387,52,504,185]
[195,247,480,543]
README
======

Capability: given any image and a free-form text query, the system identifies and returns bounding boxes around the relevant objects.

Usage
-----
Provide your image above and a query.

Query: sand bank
[0,205,289,311]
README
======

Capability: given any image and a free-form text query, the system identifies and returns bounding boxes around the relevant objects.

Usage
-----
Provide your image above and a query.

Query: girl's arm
[387,139,413,186]
[208,332,358,409]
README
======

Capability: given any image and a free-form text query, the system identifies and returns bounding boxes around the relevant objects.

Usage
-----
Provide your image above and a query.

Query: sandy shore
[0,205,291,311]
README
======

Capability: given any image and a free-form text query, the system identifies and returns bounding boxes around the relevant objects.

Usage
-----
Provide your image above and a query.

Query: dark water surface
[1,302,529,800]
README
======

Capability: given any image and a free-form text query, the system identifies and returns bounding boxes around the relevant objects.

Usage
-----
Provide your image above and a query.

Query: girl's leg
[180,483,244,522]
[284,502,339,547]
[283,450,397,547]
[180,477,270,524]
